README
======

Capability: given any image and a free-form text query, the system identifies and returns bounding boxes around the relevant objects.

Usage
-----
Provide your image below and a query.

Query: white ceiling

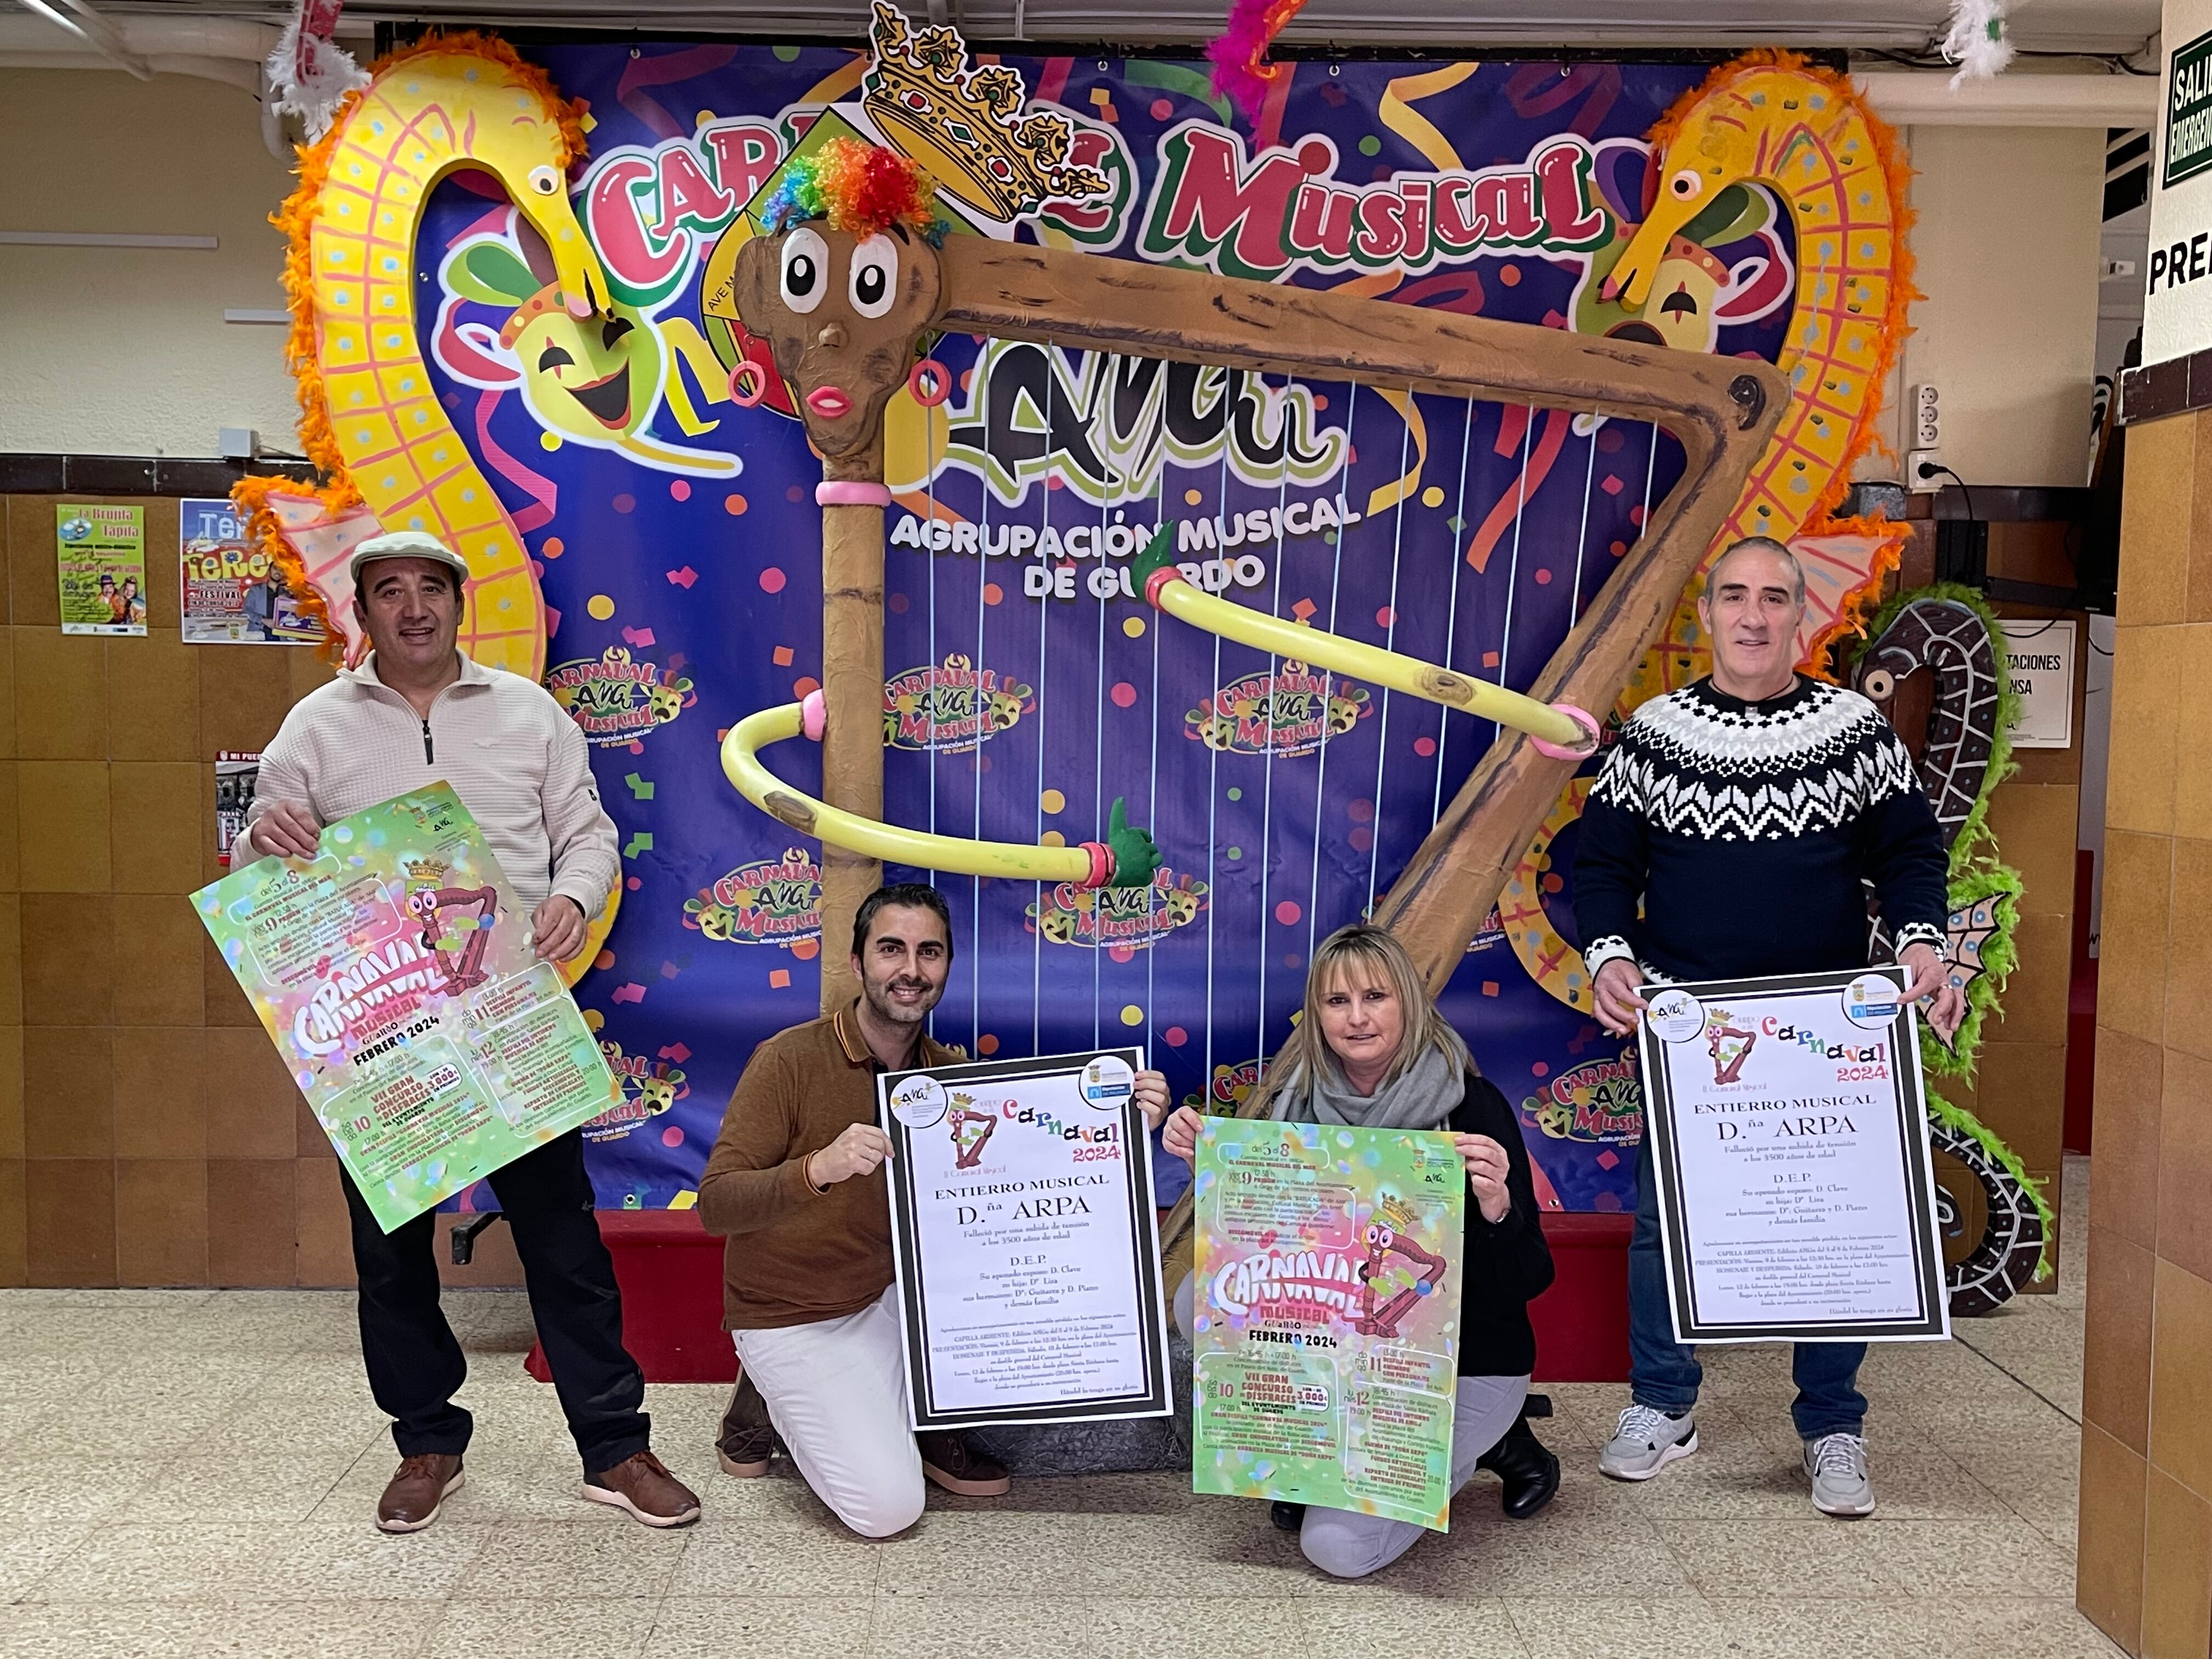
[89,0,2165,55]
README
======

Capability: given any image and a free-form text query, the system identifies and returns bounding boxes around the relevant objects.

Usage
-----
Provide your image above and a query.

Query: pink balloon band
[1078,841,1113,888]
[800,689,826,742]
[815,481,893,507]
[1529,703,1602,760]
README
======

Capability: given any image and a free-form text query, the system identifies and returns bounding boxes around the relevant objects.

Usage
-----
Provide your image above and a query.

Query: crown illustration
[402,856,449,885]
[1377,1195,1417,1233]
[864,2,1109,223]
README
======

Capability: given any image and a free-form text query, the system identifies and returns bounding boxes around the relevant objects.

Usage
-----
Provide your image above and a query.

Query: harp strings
[1029,348,1056,1058]
[1363,386,1418,915]
[1250,368,1297,1080]
[921,341,1662,1082]
[1305,377,1363,972]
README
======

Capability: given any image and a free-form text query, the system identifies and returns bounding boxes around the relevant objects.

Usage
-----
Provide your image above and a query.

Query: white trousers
[731,1289,925,1539]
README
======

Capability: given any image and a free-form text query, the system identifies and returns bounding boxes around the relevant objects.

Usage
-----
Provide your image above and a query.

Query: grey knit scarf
[1264,1039,1462,1132]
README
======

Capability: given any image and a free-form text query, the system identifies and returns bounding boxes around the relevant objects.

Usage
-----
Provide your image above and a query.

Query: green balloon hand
[1104,796,1162,889]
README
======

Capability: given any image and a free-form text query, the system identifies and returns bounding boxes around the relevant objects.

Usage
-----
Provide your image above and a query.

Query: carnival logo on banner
[684,849,822,945]
[1026,867,1209,949]
[1139,125,1610,283]
[1183,1056,1263,1113]
[930,341,1344,506]
[546,647,696,746]
[1523,1052,1641,1143]
[1186,662,1371,758]
[883,654,1035,752]
[584,1039,691,1143]
[578,106,1135,310]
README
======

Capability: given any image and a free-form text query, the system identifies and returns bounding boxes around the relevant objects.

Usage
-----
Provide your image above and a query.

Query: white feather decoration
[266,0,369,143]
[1940,0,2017,91]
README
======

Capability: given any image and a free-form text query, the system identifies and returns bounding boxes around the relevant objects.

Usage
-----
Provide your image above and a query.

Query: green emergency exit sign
[2166,29,2212,187]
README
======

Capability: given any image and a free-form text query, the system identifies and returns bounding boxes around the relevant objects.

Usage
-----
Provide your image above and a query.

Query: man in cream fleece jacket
[246,531,701,1534]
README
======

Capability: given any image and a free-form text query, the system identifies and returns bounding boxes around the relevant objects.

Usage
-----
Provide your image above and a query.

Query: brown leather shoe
[582,1450,702,1528]
[717,1369,779,1479]
[916,1432,1009,1497]
[376,1453,464,1533]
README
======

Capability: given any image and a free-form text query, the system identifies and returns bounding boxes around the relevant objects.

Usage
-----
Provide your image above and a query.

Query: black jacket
[1447,1070,1555,1377]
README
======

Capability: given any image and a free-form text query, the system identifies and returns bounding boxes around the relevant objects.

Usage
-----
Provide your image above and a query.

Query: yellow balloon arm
[1140,565,1592,752]
[720,699,1104,885]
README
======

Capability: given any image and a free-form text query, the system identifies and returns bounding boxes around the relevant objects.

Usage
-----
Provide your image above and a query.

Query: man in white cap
[246,531,701,1532]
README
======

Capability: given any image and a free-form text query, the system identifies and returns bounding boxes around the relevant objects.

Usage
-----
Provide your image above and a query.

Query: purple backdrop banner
[416,45,1797,1214]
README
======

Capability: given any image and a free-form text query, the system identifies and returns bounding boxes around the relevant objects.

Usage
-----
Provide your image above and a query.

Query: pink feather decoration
[1205,0,1308,121]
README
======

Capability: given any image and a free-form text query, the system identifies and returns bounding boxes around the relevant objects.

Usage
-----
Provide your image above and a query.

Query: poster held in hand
[878,1047,1173,1430]
[1192,1119,1466,1533]
[193,781,620,1232]
[1637,966,1950,1345]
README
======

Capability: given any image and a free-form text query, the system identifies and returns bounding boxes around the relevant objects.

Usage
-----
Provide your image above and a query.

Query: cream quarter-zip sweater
[246,651,619,917]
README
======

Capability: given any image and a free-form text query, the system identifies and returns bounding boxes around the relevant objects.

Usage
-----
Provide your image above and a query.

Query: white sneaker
[1600,1404,1698,1481]
[1804,1432,1875,1516]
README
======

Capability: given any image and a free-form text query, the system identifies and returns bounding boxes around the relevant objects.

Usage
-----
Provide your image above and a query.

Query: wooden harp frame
[931,235,1790,990]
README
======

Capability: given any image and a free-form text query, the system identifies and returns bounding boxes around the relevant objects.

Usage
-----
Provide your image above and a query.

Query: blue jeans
[1628,1137,1867,1442]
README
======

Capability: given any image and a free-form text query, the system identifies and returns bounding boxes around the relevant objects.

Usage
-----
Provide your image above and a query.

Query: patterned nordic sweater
[1571,675,1949,984]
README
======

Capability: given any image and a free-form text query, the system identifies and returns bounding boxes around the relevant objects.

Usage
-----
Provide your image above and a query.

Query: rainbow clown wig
[760,136,947,244]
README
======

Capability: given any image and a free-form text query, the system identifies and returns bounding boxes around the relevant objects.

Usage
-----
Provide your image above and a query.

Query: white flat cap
[349,530,471,589]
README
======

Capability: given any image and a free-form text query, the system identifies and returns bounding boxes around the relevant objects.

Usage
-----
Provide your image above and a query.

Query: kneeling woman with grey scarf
[1161,923,1558,1579]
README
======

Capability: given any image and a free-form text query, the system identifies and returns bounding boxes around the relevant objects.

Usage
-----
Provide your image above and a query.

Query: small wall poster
[1999,618,2077,750]
[215,752,261,868]
[180,498,325,645]
[56,504,146,636]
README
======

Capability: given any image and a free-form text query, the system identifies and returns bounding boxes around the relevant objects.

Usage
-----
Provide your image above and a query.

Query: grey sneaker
[1804,1432,1874,1516]
[1600,1404,1698,1481]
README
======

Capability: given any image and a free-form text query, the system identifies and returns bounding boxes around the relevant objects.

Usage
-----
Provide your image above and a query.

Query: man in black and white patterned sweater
[1573,535,1961,1521]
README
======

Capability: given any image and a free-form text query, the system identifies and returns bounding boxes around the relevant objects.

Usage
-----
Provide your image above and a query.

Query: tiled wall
[2075,408,2212,1657]
[0,494,525,1290]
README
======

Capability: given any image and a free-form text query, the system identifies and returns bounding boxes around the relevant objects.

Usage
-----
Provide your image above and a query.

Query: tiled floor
[0,1159,2116,1658]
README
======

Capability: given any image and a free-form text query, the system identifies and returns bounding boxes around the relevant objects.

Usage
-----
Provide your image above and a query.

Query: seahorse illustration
[1849,597,2002,844]
[1607,50,1915,710]
[235,34,623,981]
[1494,55,1915,1014]
[239,33,612,681]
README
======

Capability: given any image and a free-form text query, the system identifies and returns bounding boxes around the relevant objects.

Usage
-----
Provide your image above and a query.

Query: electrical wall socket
[1908,383,1940,449]
[1906,447,1944,493]
[217,427,259,460]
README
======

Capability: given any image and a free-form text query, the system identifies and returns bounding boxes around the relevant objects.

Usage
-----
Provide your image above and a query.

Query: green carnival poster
[193,782,619,1230]
[55,503,146,635]
[1192,1119,1466,1531]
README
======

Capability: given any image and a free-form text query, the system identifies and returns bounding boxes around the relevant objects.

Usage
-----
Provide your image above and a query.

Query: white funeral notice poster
[1637,968,1950,1345]
[878,1047,1174,1429]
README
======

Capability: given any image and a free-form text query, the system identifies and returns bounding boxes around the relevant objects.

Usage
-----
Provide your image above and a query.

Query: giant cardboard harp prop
[714,4,1785,1012]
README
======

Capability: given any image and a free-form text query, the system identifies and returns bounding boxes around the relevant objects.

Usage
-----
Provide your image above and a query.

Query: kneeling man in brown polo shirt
[696,883,1005,1536]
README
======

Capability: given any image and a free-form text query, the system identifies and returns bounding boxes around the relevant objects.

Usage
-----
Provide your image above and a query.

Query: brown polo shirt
[697,1003,961,1330]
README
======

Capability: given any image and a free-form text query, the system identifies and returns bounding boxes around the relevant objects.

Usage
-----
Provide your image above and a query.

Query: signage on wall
[180,499,325,646]
[2145,6,2212,368]
[1999,618,2076,750]
[55,504,146,636]
[2166,29,2212,188]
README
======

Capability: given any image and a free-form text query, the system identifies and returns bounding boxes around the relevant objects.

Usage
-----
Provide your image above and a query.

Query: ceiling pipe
[0,10,289,154]
[1856,69,2160,128]
[16,0,146,76]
